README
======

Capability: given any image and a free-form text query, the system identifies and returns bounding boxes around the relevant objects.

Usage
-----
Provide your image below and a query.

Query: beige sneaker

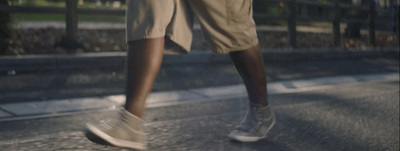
[86,109,147,150]
[228,104,275,142]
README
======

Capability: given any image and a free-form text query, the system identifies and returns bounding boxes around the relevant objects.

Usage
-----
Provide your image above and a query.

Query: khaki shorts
[126,0,258,54]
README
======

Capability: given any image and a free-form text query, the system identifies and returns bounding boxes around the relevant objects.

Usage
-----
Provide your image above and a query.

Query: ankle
[249,102,269,107]
[124,107,144,119]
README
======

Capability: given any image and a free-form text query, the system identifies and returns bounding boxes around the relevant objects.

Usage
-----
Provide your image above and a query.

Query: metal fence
[1,0,399,48]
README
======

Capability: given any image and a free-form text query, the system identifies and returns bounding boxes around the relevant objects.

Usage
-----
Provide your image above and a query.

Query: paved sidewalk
[0,72,398,122]
[0,73,398,151]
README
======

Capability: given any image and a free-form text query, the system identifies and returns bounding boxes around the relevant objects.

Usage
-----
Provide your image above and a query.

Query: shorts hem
[126,33,191,55]
[212,40,259,54]
[126,33,166,43]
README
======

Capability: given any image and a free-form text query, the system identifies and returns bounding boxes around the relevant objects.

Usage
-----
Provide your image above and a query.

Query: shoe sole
[228,116,276,142]
[86,123,147,150]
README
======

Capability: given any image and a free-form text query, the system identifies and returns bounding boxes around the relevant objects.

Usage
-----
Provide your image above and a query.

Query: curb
[0,72,398,122]
[1,48,398,73]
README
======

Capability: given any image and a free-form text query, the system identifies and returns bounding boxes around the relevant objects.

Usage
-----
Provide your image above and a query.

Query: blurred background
[0,1,399,150]
[0,0,398,55]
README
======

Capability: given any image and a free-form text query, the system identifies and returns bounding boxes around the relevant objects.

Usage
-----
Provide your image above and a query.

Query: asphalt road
[0,78,398,151]
[0,54,398,104]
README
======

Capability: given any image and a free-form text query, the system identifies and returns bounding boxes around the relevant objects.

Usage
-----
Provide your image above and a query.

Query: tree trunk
[0,0,12,53]
[344,0,369,38]
[344,22,362,38]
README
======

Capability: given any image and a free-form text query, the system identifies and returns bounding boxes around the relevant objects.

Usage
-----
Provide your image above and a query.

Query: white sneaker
[86,109,147,150]
[228,104,275,142]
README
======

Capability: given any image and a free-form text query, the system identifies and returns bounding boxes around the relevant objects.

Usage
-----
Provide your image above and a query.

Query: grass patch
[9,0,126,23]
[9,0,65,7]
[12,13,65,22]
[12,13,125,23]
[78,15,124,23]
[9,0,125,9]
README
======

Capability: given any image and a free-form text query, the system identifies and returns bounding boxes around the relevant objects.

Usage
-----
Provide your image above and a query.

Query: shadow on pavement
[230,139,290,151]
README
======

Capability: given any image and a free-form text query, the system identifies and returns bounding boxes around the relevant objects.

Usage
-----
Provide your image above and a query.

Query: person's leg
[125,38,164,118]
[86,38,164,150]
[229,45,268,107]
[87,0,182,149]
[228,45,275,142]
